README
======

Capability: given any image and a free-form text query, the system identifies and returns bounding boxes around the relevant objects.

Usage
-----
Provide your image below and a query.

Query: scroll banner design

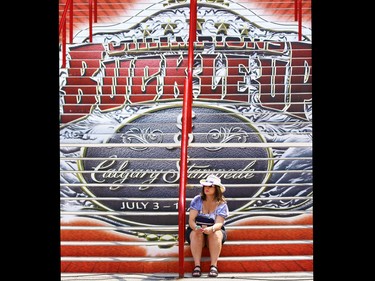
[60,0,312,244]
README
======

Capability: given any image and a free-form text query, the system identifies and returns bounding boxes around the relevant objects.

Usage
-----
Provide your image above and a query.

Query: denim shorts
[185,226,227,244]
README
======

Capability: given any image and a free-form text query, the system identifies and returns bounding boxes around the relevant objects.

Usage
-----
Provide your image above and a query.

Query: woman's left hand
[202,226,212,234]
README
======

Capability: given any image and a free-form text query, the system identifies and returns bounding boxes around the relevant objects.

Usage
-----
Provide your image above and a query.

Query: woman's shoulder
[192,194,202,202]
[215,201,229,218]
[190,194,203,210]
[218,199,228,206]
[217,201,229,212]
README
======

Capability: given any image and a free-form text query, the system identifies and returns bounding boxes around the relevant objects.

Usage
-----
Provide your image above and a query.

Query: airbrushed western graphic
[60,0,312,274]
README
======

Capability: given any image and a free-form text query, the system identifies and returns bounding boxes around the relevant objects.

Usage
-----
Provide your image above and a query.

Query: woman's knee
[208,230,227,244]
[207,232,222,244]
[190,231,204,242]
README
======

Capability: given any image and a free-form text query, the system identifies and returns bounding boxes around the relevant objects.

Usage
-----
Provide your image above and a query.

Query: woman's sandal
[192,265,201,277]
[208,265,219,277]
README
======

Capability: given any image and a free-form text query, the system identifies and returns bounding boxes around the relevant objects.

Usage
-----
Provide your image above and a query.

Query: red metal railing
[295,0,303,41]
[59,1,305,276]
[59,0,97,68]
[178,1,197,277]
[59,1,304,67]
[58,0,72,68]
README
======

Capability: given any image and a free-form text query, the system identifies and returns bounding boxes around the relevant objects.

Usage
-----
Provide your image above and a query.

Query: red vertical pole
[62,21,67,68]
[178,0,197,278]
[59,0,72,67]
[89,0,93,42]
[186,0,197,134]
[298,0,302,41]
[94,0,97,23]
[69,0,74,43]
[294,0,298,21]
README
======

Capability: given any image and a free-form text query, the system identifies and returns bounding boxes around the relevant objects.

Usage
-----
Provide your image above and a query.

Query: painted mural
[60,0,312,274]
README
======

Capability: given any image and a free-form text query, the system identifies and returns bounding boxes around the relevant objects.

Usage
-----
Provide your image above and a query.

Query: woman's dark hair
[200,185,226,203]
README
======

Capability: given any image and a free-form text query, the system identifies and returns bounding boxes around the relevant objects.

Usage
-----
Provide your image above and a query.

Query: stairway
[59,0,313,276]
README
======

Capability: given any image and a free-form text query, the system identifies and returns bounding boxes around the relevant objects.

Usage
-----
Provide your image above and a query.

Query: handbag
[195,215,215,227]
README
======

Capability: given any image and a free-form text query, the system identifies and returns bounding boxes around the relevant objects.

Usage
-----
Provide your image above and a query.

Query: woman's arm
[212,215,225,232]
[188,209,200,230]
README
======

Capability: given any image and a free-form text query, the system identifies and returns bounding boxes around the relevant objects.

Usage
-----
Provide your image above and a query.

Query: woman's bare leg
[206,231,223,267]
[189,230,205,266]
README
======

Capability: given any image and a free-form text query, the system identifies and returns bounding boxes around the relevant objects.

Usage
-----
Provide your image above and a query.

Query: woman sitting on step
[185,175,229,278]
